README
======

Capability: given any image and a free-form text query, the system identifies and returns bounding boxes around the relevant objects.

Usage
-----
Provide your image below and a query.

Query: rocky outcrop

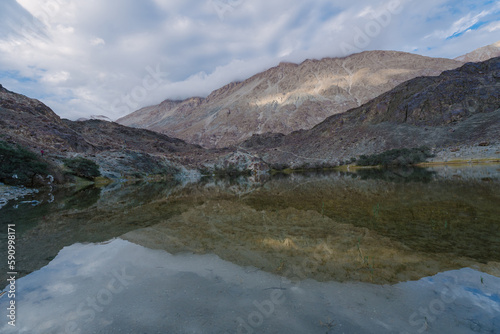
[64,119,202,154]
[248,57,500,167]
[117,51,463,148]
[0,183,39,210]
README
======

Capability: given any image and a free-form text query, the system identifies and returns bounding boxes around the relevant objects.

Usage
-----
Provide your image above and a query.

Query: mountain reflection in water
[1,239,499,334]
[1,165,499,285]
[1,165,500,333]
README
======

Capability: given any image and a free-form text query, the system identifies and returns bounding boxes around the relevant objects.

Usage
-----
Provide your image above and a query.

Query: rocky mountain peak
[117,51,463,148]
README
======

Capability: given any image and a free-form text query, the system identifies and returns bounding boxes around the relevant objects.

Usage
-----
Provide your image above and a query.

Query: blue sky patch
[447,20,492,40]
[0,70,38,84]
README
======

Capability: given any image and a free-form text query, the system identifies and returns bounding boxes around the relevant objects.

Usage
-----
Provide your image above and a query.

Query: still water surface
[1,165,499,333]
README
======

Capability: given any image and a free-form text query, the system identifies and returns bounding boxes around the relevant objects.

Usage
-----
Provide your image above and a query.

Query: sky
[0,0,499,120]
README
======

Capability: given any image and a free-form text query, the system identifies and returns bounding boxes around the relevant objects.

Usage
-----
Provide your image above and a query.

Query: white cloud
[90,37,105,46]
[41,70,70,83]
[485,21,500,32]
[357,6,375,18]
[0,0,498,120]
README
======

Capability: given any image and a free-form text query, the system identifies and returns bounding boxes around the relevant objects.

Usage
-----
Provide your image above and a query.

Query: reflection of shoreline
[352,167,436,183]
[2,166,499,285]
[122,199,500,285]
[425,163,500,181]
[417,159,500,167]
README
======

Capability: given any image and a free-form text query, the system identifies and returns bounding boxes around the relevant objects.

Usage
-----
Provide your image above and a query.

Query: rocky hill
[117,51,463,148]
[246,57,500,168]
[0,84,92,153]
[455,40,500,63]
[0,85,236,181]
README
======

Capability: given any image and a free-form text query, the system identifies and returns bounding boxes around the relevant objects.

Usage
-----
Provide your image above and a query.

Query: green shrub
[357,147,433,167]
[270,163,288,171]
[64,157,101,179]
[208,165,252,178]
[0,141,48,185]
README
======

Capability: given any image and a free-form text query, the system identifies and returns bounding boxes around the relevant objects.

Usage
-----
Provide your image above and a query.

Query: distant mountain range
[76,115,113,122]
[117,51,464,149]
[1,42,499,184]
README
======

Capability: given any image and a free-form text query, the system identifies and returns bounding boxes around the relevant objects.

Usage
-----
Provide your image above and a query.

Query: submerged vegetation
[0,140,48,186]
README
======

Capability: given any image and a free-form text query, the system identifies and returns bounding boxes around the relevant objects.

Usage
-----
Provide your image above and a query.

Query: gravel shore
[431,143,500,163]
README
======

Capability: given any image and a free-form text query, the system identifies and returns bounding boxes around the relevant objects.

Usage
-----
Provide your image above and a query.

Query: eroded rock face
[117,51,463,148]
[249,57,500,168]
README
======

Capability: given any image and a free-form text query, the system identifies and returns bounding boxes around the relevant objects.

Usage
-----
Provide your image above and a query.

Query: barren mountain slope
[0,84,205,155]
[117,51,463,148]
[246,57,500,167]
[455,40,500,63]
[0,84,230,178]
[0,84,93,153]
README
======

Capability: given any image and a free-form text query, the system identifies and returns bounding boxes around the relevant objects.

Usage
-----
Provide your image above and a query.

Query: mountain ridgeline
[245,56,500,168]
[117,51,464,149]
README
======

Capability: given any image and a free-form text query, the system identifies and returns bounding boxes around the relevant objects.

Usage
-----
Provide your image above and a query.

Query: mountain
[245,57,500,168]
[455,40,500,63]
[2,52,498,185]
[0,84,93,152]
[76,115,113,122]
[0,84,233,181]
[117,51,463,148]
[0,84,205,156]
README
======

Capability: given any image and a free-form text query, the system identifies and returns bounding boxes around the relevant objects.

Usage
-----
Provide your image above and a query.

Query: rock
[0,87,238,180]
[0,184,39,209]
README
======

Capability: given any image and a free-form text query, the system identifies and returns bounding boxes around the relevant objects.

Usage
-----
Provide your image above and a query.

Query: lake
[1,165,500,333]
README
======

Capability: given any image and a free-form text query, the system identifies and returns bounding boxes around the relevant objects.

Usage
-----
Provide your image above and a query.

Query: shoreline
[416,158,500,167]
[0,183,39,210]
[272,159,500,174]
[2,159,500,209]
